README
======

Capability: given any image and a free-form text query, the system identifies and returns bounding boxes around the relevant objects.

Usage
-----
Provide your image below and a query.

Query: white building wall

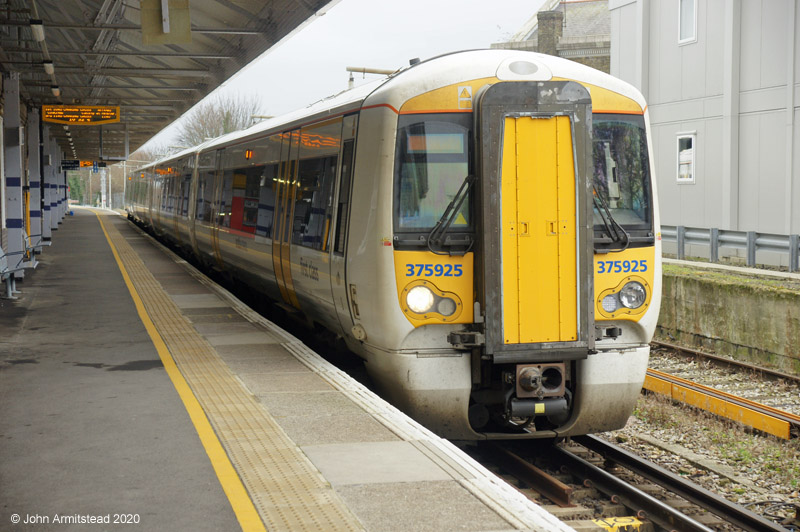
[611,0,800,236]
[610,2,639,83]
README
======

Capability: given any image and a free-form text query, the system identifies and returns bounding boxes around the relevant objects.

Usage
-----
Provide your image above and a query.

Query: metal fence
[661,225,800,273]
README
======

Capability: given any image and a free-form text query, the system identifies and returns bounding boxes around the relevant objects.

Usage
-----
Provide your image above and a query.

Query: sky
[142,0,545,151]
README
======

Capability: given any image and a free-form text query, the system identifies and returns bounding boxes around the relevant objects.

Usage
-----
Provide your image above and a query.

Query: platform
[0,208,572,532]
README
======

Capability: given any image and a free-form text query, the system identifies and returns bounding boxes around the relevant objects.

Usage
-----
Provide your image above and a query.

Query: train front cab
[467,80,594,438]
[385,73,659,440]
[476,80,658,439]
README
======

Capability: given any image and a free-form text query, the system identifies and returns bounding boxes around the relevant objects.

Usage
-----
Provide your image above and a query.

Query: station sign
[42,105,120,125]
[58,160,108,172]
[78,160,107,168]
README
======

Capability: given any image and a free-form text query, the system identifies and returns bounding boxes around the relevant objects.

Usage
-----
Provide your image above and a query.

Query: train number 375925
[405,264,464,277]
[596,260,648,274]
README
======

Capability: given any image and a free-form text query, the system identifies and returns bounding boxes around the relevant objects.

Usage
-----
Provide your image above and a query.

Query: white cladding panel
[740,0,790,91]
[760,0,790,89]
[653,0,682,103]
[611,0,800,235]
[738,111,787,233]
[702,118,724,228]
[610,6,638,84]
[681,0,706,101]
[703,0,725,97]
[739,0,762,93]
[796,5,800,76]
[795,108,800,232]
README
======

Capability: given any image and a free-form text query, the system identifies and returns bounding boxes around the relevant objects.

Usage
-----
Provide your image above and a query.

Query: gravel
[598,350,800,529]
[648,348,800,416]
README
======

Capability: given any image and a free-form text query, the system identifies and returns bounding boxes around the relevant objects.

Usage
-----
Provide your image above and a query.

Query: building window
[677,133,696,184]
[679,0,697,44]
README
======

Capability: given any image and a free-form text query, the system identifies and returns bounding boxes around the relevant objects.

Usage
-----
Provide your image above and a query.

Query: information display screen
[42,105,120,125]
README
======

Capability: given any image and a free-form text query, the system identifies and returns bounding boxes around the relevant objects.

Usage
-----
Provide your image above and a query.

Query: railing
[661,225,800,273]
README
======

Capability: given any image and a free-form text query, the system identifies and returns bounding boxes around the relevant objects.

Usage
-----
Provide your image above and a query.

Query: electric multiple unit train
[126,50,661,440]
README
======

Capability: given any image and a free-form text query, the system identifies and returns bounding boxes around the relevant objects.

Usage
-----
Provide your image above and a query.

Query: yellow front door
[501,115,578,344]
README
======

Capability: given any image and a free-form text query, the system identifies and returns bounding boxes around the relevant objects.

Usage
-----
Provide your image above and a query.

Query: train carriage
[127,49,661,440]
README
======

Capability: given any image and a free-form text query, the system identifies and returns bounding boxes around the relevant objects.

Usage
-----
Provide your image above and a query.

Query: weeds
[628,393,800,492]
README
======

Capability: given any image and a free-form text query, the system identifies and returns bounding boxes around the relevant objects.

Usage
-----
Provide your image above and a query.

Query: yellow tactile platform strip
[103,217,363,532]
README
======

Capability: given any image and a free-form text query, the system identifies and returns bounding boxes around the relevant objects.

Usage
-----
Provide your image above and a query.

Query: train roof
[364,49,646,113]
[137,49,646,170]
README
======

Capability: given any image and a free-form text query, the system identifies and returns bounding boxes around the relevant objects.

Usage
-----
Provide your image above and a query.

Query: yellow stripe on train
[594,247,655,321]
[393,251,474,326]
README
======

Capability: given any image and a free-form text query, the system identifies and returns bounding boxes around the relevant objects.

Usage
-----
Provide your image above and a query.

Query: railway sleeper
[569,486,598,499]
[692,512,727,528]
[542,504,594,520]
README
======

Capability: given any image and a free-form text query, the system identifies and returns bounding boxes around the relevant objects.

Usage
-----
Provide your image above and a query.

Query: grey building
[610,0,800,240]
[492,0,611,74]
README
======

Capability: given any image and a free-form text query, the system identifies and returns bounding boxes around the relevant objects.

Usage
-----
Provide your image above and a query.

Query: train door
[171,173,181,243]
[152,174,162,230]
[330,115,358,335]
[190,150,217,260]
[145,173,154,227]
[476,81,595,361]
[271,131,301,309]
[210,149,225,270]
[502,115,577,344]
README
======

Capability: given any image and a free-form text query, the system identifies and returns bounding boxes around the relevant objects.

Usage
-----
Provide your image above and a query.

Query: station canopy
[1,0,335,161]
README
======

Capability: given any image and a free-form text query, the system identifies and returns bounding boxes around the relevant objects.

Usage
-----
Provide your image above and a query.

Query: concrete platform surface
[1,209,574,532]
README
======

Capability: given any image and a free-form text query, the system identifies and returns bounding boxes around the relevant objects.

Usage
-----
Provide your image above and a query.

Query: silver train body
[126,50,662,440]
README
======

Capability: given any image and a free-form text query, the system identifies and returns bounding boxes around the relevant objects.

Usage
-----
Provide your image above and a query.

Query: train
[126,49,661,440]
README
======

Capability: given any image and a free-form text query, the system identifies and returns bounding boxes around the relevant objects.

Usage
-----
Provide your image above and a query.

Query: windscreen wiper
[427,174,475,256]
[593,184,630,252]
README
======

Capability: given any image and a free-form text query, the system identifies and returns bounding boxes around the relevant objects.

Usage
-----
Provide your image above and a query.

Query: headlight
[601,294,618,312]
[619,281,646,309]
[406,286,435,313]
[437,297,457,316]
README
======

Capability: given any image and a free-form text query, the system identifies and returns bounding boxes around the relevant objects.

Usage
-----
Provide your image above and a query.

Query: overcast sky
[143,0,545,150]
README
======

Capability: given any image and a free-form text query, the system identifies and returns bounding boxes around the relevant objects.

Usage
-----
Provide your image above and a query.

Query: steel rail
[645,368,800,439]
[652,340,800,384]
[648,368,800,425]
[550,443,716,532]
[573,435,788,532]
[485,444,574,508]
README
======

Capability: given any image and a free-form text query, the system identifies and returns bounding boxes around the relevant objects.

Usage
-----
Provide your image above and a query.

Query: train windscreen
[592,114,653,246]
[394,113,473,235]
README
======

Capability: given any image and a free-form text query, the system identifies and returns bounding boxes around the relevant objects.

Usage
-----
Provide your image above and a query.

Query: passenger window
[196,152,216,223]
[218,170,234,227]
[219,167,262,233]
[218,137,282,238]
[334,139,355,255]
[180,156,192,217]
[292,119,342,250]
[256,163,278,238]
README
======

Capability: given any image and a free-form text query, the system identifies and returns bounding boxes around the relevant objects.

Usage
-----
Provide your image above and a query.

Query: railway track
[472,437,792,531]
[649,341,800,439]
[651,340,800,385]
